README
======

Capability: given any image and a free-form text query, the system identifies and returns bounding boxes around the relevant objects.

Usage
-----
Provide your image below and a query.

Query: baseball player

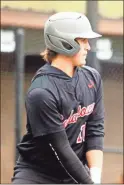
[11,12,105,184]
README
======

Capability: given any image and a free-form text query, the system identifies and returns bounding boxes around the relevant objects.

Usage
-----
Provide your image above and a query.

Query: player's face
[72,38,91,67]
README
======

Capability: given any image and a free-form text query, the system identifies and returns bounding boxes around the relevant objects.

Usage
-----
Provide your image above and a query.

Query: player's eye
[82,38,87,42]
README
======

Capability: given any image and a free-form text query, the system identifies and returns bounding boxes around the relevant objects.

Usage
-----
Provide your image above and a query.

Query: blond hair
[40,48,58,63]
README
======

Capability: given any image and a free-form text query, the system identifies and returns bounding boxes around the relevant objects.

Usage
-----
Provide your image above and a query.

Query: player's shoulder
[81,65,100,75]
[27,74,57,103]
[79,66,102,88]
[79,65,101,80]
[27,74,49,93]
[26,87,52,104]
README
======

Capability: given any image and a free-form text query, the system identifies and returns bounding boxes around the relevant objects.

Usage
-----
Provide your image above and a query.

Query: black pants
[11,168,76,184]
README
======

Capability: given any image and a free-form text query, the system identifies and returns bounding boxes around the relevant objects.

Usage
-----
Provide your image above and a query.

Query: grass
[1,1,123,18]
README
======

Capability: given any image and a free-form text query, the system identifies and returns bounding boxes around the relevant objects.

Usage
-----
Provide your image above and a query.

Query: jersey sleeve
[85,72,105,151]
[25,88,64,137]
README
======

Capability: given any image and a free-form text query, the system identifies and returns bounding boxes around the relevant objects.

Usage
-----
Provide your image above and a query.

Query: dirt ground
[1,70,123,183]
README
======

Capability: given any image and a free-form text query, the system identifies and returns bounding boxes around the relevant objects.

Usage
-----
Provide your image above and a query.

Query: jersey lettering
[63,103,95,128]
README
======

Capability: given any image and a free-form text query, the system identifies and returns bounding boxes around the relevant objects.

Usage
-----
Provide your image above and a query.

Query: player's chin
[78,60,86,67]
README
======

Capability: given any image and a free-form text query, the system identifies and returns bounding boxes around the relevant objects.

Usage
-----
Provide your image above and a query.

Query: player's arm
[26,88,93,184]
[45,130,93,184]
[86,150,103,183]
[85,73,105,183]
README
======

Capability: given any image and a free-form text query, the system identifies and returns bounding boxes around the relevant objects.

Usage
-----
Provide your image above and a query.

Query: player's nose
[86,41,91,51]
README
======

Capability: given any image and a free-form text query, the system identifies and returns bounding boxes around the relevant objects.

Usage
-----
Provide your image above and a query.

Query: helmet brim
[75,31,102,39]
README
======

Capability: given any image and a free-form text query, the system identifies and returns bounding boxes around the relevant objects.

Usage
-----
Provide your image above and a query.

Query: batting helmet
[44,12,102,56]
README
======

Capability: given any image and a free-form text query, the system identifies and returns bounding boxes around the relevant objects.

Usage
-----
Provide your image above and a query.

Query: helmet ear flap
[46,34,74,52]
[61,41,73,50]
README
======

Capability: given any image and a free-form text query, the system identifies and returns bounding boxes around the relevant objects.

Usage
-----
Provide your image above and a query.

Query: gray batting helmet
[44,12,102,56]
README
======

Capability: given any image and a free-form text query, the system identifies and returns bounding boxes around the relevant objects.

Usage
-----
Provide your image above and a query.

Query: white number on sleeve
[76,124,86,144]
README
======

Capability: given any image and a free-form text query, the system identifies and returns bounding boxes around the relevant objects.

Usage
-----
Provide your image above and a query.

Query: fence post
[15,28,25,163]
[86,1,101,73]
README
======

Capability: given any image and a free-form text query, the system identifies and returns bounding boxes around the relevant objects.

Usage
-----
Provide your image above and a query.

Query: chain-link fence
[1,25,123,184]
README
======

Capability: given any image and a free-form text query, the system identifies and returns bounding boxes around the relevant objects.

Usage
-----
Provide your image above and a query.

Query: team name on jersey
[63,102,95,128]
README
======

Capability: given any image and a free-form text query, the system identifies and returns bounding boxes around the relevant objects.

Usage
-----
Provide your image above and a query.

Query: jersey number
[76,124,86,143]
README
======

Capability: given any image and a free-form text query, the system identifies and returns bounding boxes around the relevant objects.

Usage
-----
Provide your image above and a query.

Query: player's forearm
[86,149,103,169]
[46,130,93,184]
[86,150,103,183]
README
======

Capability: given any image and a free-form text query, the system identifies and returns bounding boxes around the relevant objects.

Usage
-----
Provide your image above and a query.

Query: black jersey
[16,63,104,179]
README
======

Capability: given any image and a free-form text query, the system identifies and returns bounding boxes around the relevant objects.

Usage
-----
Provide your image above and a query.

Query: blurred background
[1,1,123,183]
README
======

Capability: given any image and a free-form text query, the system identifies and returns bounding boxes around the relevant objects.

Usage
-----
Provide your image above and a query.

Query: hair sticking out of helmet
[40,48,58,63]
